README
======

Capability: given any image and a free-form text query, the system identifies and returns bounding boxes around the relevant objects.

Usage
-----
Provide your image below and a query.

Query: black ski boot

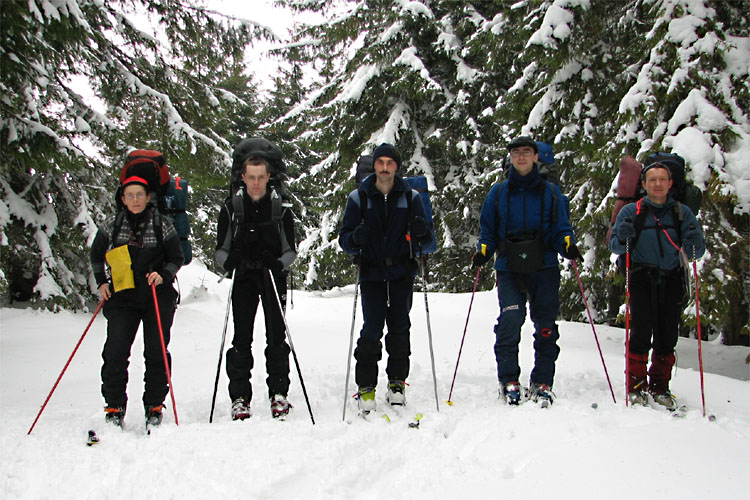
[104,406,125,428]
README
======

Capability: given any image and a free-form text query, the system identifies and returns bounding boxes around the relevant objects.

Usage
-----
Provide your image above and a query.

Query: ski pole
[447,266,482,405]
[420,246,440,413]
[625,238,631,407]
[692,246,706,417]
[572,260,616,404]
[151,282,178,425]
[28,299,105,435]
[342,261,360,421]
[209,271,236,423]
[267,269,315,425]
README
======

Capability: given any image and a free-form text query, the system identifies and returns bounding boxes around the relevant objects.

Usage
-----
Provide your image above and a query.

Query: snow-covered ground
[2,260,748,499]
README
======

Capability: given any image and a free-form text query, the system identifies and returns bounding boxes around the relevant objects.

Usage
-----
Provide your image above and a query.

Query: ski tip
[381,414,391,423]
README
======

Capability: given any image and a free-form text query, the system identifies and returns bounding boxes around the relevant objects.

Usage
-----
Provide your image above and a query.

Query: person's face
[374,156,398,183]
[509,146,538,176]
[242,161,271,201]
[121,185,150,214]
[642,167,673,204]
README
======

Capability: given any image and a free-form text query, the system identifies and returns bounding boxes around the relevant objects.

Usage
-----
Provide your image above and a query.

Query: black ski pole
[419,246,440,413]
[447,266,482,406]
[267,268,315,424]
[209,271,236,423]
[28,299,104,435]
[342,261,361,421]
[572,260,616,404]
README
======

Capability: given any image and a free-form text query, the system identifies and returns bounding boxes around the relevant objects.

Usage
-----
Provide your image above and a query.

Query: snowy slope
[1,260,748,500]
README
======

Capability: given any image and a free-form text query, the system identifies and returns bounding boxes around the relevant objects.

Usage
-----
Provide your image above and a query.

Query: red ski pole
[692,247,706,417]
[447,266,482,405]
[572,260,616,403]
[28,299,105,435]
[625,239,631,407]
[151,282,179,425]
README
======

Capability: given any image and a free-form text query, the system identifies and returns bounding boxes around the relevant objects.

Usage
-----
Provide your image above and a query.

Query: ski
[668,404,689,418]
[86,429,100,446]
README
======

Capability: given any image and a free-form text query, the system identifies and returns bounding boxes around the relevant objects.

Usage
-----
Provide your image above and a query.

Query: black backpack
[229,137,290,232]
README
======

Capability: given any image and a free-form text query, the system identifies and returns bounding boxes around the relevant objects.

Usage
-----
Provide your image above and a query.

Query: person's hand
[682,225,702,257]
[352,224,370,248]
[224,249,242,273]
[261,251,284,274]
[98,283,112,301]
[617,217,636,243]
[410,216,430,244]
[472,244,490,268]
[562,235,582,261]
[146,272,164,286]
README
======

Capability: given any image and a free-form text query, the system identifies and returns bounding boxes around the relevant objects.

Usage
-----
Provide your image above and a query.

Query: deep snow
[1,260,748,500]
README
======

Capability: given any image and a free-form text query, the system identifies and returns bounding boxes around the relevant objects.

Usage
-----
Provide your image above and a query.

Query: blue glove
[617,217,636,243]
[410,216,430,244]
[352,224,370,248]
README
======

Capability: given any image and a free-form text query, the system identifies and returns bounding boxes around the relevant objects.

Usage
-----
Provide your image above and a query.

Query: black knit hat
[372,143,401,170]
[506,136,538,153]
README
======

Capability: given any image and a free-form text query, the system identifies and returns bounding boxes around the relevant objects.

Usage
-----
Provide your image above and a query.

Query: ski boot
[231,397,252,421]
[145,405,164,429]
[356,386,376,415]
[649,388,677,410]
[386,380,406,406]
[270,394,292,419]
[500,381,523,406]
[627,379,649,407]
[529,382,555,408]
[104,406,125,428]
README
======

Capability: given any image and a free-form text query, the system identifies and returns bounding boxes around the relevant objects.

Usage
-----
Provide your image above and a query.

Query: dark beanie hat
[506,136,538,153]
[121,176,150,191]
[372,143,401,170]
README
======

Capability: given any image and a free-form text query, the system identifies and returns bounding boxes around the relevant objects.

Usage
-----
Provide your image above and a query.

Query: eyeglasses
[123,192,147,201]
[509,150,534,158]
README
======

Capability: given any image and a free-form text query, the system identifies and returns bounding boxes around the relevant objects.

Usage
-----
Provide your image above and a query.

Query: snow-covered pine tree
[0,0,270,309]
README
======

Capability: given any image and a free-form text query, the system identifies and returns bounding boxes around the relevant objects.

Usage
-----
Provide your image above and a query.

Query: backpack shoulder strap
[630,198,649,249]
[110,210,127,248]
[546,181,558,226]
[153,209,164,248]
[230,186,244,236]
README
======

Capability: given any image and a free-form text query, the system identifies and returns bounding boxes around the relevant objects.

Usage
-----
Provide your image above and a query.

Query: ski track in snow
[1,261,748,499]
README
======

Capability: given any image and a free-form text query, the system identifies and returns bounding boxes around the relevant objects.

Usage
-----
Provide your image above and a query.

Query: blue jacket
[478,166,574,272]
[339,174,432,282]
[610,196,705,271]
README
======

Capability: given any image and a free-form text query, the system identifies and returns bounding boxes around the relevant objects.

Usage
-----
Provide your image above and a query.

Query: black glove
[352,224,370,248]
[410,216,430,244]
[562,235,582,261]
[617,217,636,243]
[682,225,702,257]
[223,249,242,273]
[261,251,284,274]
[472,249,490,268]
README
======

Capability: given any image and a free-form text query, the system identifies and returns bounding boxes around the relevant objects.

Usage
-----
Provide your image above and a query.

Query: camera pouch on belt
[504,231,545,273]
[106,244,135,292]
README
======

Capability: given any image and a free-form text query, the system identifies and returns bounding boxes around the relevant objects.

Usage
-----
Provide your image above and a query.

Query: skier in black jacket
[215,145,296,420]
[339,143,433,413]
[90,175,184,428]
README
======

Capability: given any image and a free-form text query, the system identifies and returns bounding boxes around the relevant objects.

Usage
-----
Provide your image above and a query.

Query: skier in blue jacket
[610,160,705,408]
[339,143,433,414]
[472,136,578,406]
